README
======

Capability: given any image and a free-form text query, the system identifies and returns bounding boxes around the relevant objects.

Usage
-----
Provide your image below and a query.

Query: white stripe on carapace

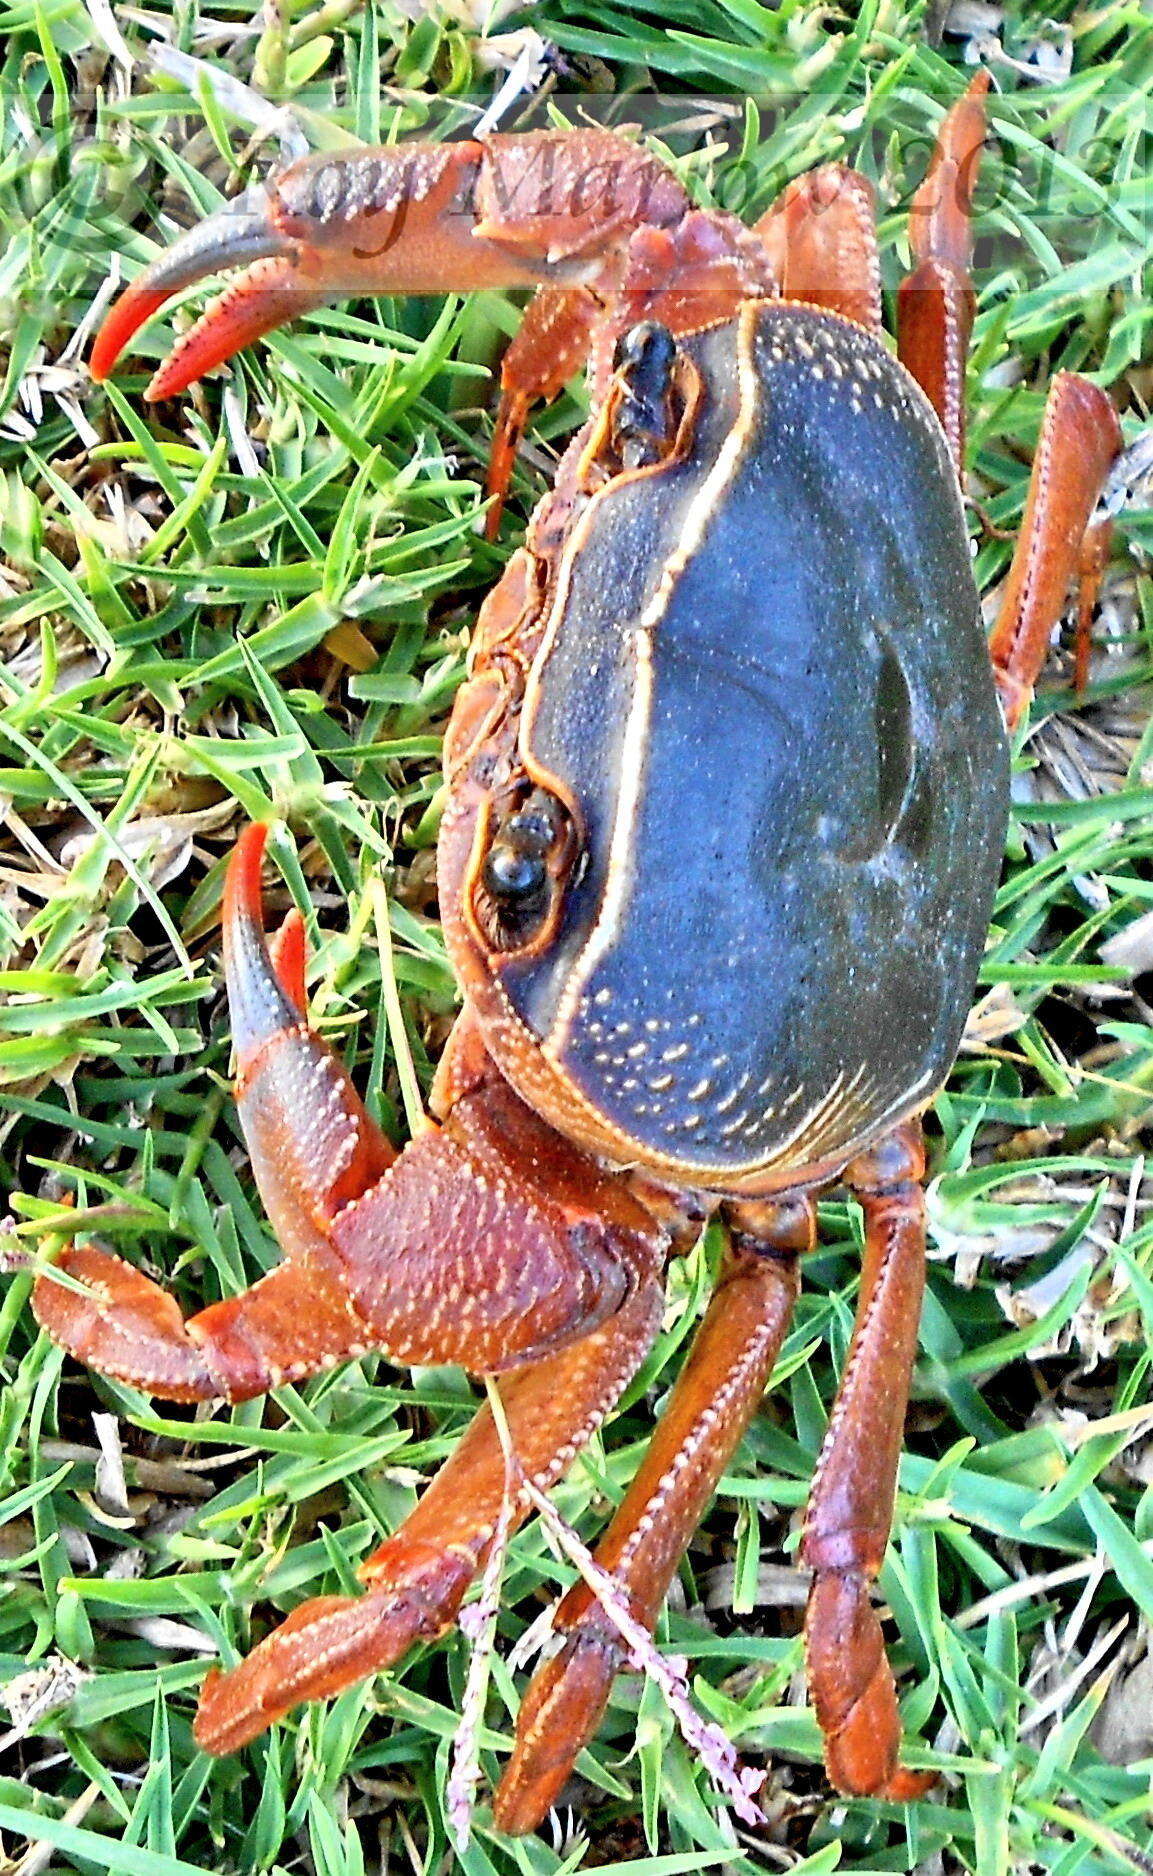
[542,301,764,1058]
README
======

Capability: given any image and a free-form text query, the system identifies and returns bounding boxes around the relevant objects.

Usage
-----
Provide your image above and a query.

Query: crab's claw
[89,182,320,401]
[222,823,398,1267]
[88,131,698,404]
[88,141,517,402]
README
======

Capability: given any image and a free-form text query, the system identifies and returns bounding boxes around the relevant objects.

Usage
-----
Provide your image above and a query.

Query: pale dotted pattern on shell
[757,307,945,453]
[569,986,781,1144]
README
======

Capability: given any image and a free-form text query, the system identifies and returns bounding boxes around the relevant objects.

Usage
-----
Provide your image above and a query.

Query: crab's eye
[613,319,676,378]
[483,842,547,907]
[476,788,573,951]
[609,321,679,470]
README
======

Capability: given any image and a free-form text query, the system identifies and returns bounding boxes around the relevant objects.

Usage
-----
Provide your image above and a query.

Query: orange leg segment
[194,1272,663,1754]
[493,1199,811,1834]
[987,374,1123,729]
[802,1121,932,1802]
[896,72,989,472]
[485,286,604,538]
[1073,515,1115,695]
[31,1243,380,1404]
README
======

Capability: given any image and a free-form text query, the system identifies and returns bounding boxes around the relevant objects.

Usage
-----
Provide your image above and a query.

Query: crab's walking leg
[33,825,666,1398]
[485,286,604,537]
[802,1120,933,1802]
[987,375,1122,728]
[194,1270,663,1753]
[886,74,1122,723]
[1073,515,1116,694]
[492,1199,811,1835]
[896,70,989,472]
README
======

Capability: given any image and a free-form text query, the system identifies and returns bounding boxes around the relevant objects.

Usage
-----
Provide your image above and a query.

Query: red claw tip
[268,908,308,1017]
[227,822,271,919]
[222,823,298,1073]
[89,284,179,384]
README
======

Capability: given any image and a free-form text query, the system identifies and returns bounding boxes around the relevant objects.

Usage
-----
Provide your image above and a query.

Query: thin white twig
[519,1473,767,1827]
[445,1380,518,1852]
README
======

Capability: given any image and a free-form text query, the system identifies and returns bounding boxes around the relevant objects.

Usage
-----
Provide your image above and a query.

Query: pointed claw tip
[223,819,273,947]
[89,284,176,385]
[231,821,272,907]
[145,333,225,404]
[223,823,303,1069]
[193,1670,253,1758]
[882,1766,938,1802]
[144,351,205,404]
[268,906,308,1016]
[88,311,127,387]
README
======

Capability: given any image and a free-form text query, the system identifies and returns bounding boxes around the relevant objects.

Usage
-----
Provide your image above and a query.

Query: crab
[33,71,1124,1832]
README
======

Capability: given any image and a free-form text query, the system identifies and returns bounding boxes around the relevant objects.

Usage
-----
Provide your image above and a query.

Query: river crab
[33,73,1124,1831]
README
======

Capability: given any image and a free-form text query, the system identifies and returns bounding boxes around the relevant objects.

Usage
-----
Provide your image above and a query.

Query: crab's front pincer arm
[89,132,692,401]
[30,824,669,1755]
[34,826,661,1398]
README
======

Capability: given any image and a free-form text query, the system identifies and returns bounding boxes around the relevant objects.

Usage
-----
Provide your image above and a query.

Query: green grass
[2,0,1153,1870]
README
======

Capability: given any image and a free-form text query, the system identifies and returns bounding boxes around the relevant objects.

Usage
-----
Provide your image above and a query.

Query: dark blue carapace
[497,301,1009,1180]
